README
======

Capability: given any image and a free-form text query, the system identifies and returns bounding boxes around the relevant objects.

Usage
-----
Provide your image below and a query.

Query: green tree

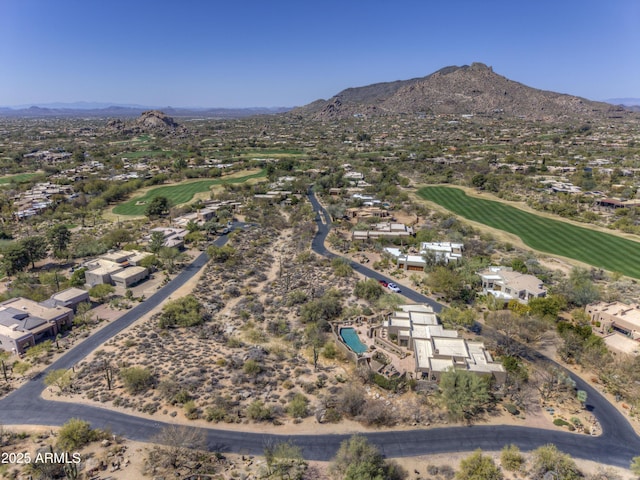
[158,295,205,328]
[57,418,96,450]
[299,289,343,325]
[439,369,491,422]
[207,244,236,263]
[148,231,166,254]
[158,246,181,272]
[69,267,87,287]
[331,435,406,480]
[103,228,133,249]
[456,450,503,480]
[47,224,72,259]
[529,444,581,480]
[439,306,476,330]
[44,369,73,393]
[145,196,171,218]
[354,278,385,303]
[22,236,48,269]
[1,242,29,276]
[73,301,93,328]
[427,266,466,300]
[139,253,161,270]
[89,283,115,303]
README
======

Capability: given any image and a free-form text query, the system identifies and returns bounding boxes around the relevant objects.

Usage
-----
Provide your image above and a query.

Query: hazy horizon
[2,1,639,108]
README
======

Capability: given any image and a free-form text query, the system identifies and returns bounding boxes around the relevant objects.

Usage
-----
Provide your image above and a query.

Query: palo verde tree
[438,368,492,422]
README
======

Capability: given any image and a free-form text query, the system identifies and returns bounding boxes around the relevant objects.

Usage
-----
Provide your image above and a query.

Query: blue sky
[1,0,639,107]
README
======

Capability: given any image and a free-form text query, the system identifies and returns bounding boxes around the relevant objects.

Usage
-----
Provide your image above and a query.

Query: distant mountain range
[0,104,291,118]
[291,63,635,121]
[606,98,640,106]
[2,66,638,120]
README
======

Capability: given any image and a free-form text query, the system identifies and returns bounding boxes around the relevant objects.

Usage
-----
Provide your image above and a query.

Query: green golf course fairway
[417,186,640,279]
[113,170,266,216]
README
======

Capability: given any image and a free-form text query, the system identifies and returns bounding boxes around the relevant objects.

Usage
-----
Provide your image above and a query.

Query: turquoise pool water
[340,327,368,354]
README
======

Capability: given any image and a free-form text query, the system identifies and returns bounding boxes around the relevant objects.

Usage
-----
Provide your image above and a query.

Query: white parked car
[387,282,401,293]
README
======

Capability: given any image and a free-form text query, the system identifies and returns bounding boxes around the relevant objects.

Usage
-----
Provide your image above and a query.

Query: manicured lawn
[112,170,266,216]
[0,172,40,184]
[417,186,640,278]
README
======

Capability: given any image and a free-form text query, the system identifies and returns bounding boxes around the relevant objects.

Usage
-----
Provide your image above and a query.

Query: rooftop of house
[479,266,545,294]
[0,297,71,322]
[85,259,125,275]
[111,266,148,280]
[50,287,89,303]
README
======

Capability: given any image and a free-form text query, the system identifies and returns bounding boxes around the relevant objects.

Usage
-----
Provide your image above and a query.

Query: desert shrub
[243,359,261,376]
[338,385,366,418]
[120,366,155,394]
[287,393,309,418]
[184,400,198,419]
[158,295,205,328]
[57,418,97,450]
[354,278,385,302]
[247,400,273,421]
[322,342,337,359]
[500,444,525,472]
[504,403,519,415]
[357,400,395,427]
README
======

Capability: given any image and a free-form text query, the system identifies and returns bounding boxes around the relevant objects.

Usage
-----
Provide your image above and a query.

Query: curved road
[0,204,638,468]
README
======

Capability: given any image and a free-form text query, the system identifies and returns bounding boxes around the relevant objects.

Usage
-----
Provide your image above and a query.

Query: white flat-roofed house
[384,242,464,271]
[352,223,415,241]
[381,304,505,383]
[478,266,546,304]
[421,242,464,264]
[84,260,124,288]
[111,266,149,288]
[42,287,90,312]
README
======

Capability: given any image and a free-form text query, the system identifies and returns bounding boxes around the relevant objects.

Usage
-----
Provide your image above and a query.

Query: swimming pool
[340,327,368,354]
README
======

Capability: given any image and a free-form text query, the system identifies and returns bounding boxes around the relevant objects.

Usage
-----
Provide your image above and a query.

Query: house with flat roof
[84,260,124,288]
[352,223,414,241]
[478,266,546,304]
[84,250,152,288]
[384,242,464,271]
[586,302,640,340]
[111,266,149,288]
[148,227,187,250]
[381,304,505,383]
[40,287,90,312]
[0,298,73,354]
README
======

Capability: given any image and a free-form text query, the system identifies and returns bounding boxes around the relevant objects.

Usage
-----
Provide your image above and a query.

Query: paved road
[0,210,638,467]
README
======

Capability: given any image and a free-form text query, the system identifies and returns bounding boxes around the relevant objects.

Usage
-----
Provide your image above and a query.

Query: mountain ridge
[291,63,633,121]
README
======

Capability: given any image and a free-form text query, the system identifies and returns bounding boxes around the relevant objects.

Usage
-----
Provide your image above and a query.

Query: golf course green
[113,170,266,216]
[417,186,640,278]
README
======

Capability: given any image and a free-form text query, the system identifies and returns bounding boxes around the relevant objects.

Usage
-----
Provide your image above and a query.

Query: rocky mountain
[292,63,631,121]
[106,110,188,136]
